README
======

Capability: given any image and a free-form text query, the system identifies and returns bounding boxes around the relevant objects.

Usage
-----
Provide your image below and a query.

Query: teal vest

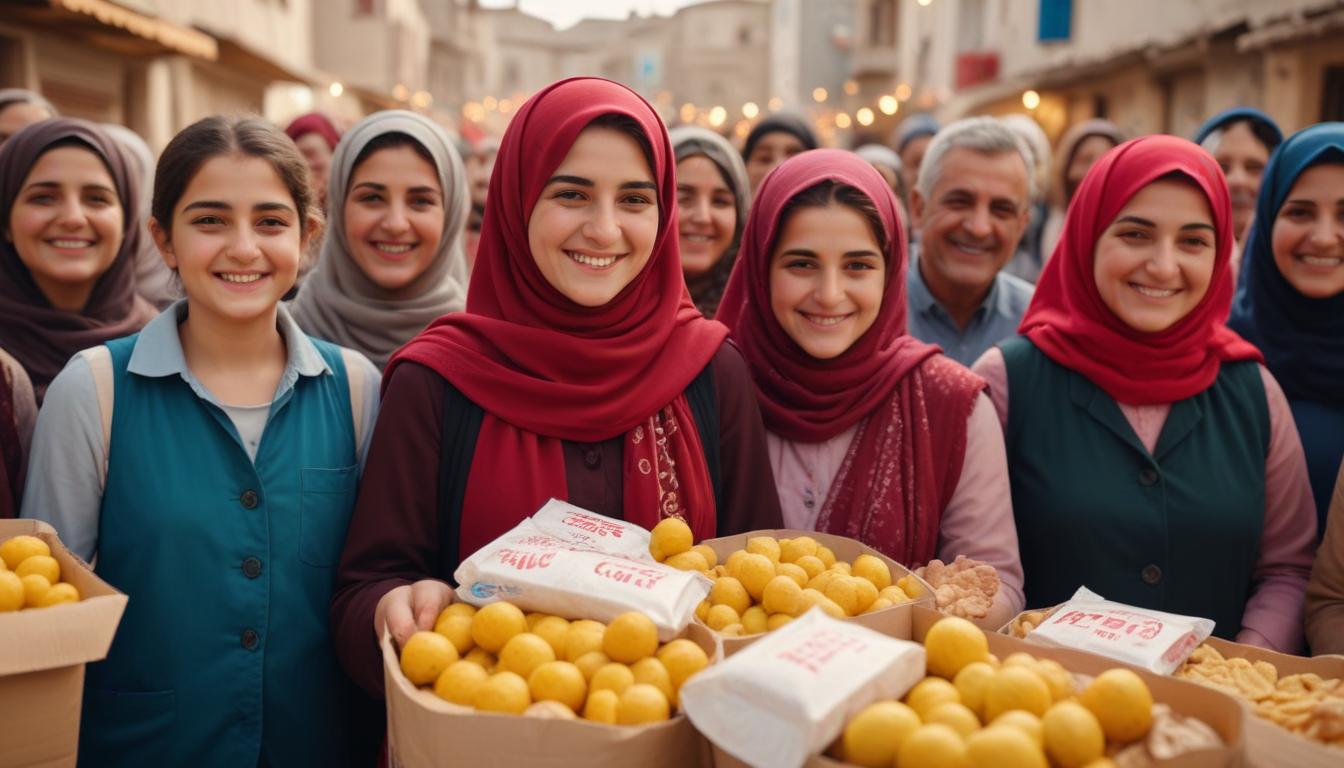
[1001,338,1269,639]
[80,333,362,767]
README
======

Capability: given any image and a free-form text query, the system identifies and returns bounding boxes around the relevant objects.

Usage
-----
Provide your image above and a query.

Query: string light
[328,82,344,97]
[812,87,828,103]
[917,0,933,6]
[856,107,875,126]
[742,101,759,119]
[895,83,912,101]
[392,83,409,100]
[482,96,497,111]
[1022,89,1041,110]
[878,95,898,115]
[708,106,727,127]
[835,112,852,129]
[767,96,783,111]
[679,103,696,123]
[843,80,859,96]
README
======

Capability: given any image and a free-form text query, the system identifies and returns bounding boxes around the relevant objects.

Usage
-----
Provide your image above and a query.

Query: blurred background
[2,0,1342,150]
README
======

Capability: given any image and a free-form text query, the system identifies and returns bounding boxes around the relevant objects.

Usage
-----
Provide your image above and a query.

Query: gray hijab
[101,123,180,309]
[669,126,749,318]
[291,110,469,368]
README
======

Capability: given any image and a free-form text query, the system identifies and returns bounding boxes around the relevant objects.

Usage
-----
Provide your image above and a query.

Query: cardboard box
[710,605,1245,768]
[383,614,719,767]
[697,529,935,653]
[0,519,128,768]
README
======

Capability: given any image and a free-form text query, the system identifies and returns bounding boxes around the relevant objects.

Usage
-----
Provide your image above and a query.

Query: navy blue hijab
[1193,107,1283,149]
[1228,123,1344,405]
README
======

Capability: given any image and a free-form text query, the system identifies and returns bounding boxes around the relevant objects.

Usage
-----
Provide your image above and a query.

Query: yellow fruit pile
[398,601,710,725]
[0,535,81,611]
[831,617,1160,768]
[648,519,917,637]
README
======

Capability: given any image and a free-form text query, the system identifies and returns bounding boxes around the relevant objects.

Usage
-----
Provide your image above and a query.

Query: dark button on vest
[1141,564,1163,585]
[240,629,259,650]
[242,557,262,579]
[240,489,259,509]
[1138,468,1158,486]
[583,448,601,469]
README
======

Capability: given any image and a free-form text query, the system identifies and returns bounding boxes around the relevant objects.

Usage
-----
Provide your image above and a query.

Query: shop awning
[6,0,217,60]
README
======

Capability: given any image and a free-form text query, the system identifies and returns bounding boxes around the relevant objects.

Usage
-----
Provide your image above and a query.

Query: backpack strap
[77,346,114,493]
[340,348,367,453]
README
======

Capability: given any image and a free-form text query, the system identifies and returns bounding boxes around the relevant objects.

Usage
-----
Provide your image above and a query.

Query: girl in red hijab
[718,149,1025,629]
[330,78,782,696]
[972,136,1316,651]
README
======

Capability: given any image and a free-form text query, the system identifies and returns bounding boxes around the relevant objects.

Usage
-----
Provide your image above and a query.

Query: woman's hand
[375,579,456,648]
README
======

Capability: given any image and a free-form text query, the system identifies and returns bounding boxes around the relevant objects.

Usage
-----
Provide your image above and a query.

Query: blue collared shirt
[906,252,1035,367]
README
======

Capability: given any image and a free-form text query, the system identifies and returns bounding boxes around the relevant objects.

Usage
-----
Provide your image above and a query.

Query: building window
[869,0,896,47]
[1322,66,1344,121]
[1038,0,1071,42]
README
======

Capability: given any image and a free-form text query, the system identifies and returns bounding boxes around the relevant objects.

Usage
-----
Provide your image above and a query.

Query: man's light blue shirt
[906,251,1035,367]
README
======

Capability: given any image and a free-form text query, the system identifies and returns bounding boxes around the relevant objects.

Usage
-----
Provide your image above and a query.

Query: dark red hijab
[718,149,982,565]
[284,112,341,150]
[1020,135,1262,405]
[387,78,727,558]
[0,118,154,403]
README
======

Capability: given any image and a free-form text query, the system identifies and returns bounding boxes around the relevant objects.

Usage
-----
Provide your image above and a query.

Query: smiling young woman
[973,135,1317,653]
[330,78,782,698]
[291,110,469,369]
[670,126,748,317]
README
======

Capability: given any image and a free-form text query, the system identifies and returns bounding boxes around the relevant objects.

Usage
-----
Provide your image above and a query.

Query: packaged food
[529,498,655,561]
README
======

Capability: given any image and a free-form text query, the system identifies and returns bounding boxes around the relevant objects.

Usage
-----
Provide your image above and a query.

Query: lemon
[695,599,711,622]
[471,602,528,653]
[663,550,709,571]
[905,676,961,719]
[719,623,745,637]
[829,561,852,576]
[464,648,497,670]
[822,577,861,616]
[708,576,751,616]
[741,605,769,634]
[603,612,658,663]
[528,660,587,712]
[583,688,620,724]
[656,638,709,691]
[1003,652,1038,668]
[925,702,981,738]
[474,671,531,714]
[499,632,556,679]
[1079,669,1152,743]
[794,554,825,580]
[705,604,740,631]
[806,570,838,594]
[993,710,1044,747]
[617,683,670,724]
[761,575,805,617]
[799,588,845,618]
[1042,701,1105,768]
[441,602,477,619]
[851,554,892,590]
[841,701,921,768]
[925,616,990,679]
[631,657,675,705]
[434,659,489,706]
[1034,659,1074,702]
[746,536,781,563]
[766,613,794,630]
[736,553,776,601]
[574,650,611,681]
[984,667,1052,721]
[863,597,894,614]
[965,725,1048,768]
[524,700,577,719]
[691,544,718,569]
[36,582,79,607]
[589,662,635,696]
[563,619,607,662]
[779,536,819,563]
[21,574,51,608]
[530,615,571,657]
[815,545,837,568]
[0,570,22,611]
[953,661,997,719]
[775,562,808,588]
[724,550,749,579]
[898,723,969,768]
[400,630,460,686]
[15,554,59,584]
[434,613,476,654]
[649,516,693,562]
[880,584,910,603]
[0,535,49,570]
[1082,759,1117,768]
[525,612,546,630]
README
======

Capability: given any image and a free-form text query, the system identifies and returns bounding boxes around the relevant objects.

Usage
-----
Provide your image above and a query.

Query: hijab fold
[387,78,726,559]
[1193,107,1283,149]
[741,113,818,162]
[291,110,469,369]
[1021,135,1262,406]
[0,118,154,402]
[1229,123,1344,405]
[670,126,749,317]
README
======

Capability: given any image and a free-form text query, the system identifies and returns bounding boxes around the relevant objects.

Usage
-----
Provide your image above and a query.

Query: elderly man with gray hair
[907,116,1036,366]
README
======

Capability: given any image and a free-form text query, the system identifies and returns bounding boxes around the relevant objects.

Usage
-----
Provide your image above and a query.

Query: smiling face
[746,131,807,197]
[1211,122,1270,243]
[1093,178,1217,333]
[1066,135,1117,202]
[676,154,737,277]
[342,144,445,296]
[770,201,886,360]
[151,154,307,325]
[6,145,123,312]
[1270,162,1344,299]
[527,124,659,307]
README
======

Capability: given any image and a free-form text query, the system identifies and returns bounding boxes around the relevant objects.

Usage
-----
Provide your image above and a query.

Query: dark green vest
[1001,338,1269,639]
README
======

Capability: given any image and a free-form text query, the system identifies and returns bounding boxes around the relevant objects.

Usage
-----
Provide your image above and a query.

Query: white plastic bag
[527,498,655,561]
[1025,587,1215,674]
[679,609,925,768]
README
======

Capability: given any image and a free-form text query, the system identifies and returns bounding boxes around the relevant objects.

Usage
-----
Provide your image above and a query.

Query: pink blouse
[766,392,1027,630]
[973,347,1317,654]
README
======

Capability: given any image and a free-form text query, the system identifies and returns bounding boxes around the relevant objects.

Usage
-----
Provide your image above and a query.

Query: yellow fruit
[863,597,894,614]
[850,576,879,613]
[851,554,892,590]
[906,677,961,719]
[1082,760,1116,768]
[841,701,921,768]
[617,683,670,724]
[736,553,776,601]
[631,657,675,704]
[400,631,460,686]
[719,623,745,638]
[984,667,1052,721]
[746,536,782,563]
[897,574,926,598]
[563,619,606,662]
[741,605,769,634]
[953,661,997,719]
[774,562,808,588]
[498,632,556,679]
[829,561,853,576]
[1004,652,1038,668]
[663,550,709,572]
[993,710,1045,747]
[589,663,635,696]
[572,650,610,680]
[779,536,819,563]
[767,613,794,630]
[649,516,693,561]
[815,545,837,568]
[708,576,751,616]
[15,554,59,584]
[0,535,49,570]
[471,602,528,653]
[583,688,620,723]
[530,615,571,657]
[724,550,749,579]
[799,588,846,618]
[464,648,496,670]
[691,544,718,569]
[794,554,825,580]
[880,585,910,604]
[823,577,863,616]
[965,725,1048,768]
[36,582,79,607]
[441,602,477,619]
[1041,701,1105,768]
[528,660,587,712]
[925,702,981,738]
[1079,669,1152,743]
[898,723,969,768]
[761,575,805,617]
[806,570,838,594]
[524,700,577,719]
[475,671,531,714]
[695,599,710,622]
[706,604,740,631]
[21,574,51,608]
[1034,659,1074,702]
[525,612,546,630]
[434,613,476,655]
[0,570,22,611]
[656,638,709,691]
[925,617,990,680]
[434,659,489,706]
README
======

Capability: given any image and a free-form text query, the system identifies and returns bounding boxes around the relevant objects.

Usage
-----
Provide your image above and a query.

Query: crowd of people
[0,74,1340,765]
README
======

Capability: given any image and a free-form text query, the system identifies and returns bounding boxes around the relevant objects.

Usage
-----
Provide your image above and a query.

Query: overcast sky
[479,0,711,29]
